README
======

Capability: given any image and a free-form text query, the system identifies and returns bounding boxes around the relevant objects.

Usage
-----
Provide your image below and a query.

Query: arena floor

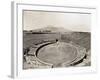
[37,41,78,67]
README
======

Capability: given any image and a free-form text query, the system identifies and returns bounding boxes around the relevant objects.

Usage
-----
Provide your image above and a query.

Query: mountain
[31,26,72,33]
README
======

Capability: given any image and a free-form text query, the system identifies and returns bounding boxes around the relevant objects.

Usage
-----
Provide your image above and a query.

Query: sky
[23,10,91,32]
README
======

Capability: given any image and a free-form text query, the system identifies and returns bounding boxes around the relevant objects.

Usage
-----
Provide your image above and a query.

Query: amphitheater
[23,30,91,69]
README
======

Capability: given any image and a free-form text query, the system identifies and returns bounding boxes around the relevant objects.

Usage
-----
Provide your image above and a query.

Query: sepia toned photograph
[23,10,91,70]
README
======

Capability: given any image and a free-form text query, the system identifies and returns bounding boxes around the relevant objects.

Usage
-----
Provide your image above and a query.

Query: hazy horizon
[23,10,91,32]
